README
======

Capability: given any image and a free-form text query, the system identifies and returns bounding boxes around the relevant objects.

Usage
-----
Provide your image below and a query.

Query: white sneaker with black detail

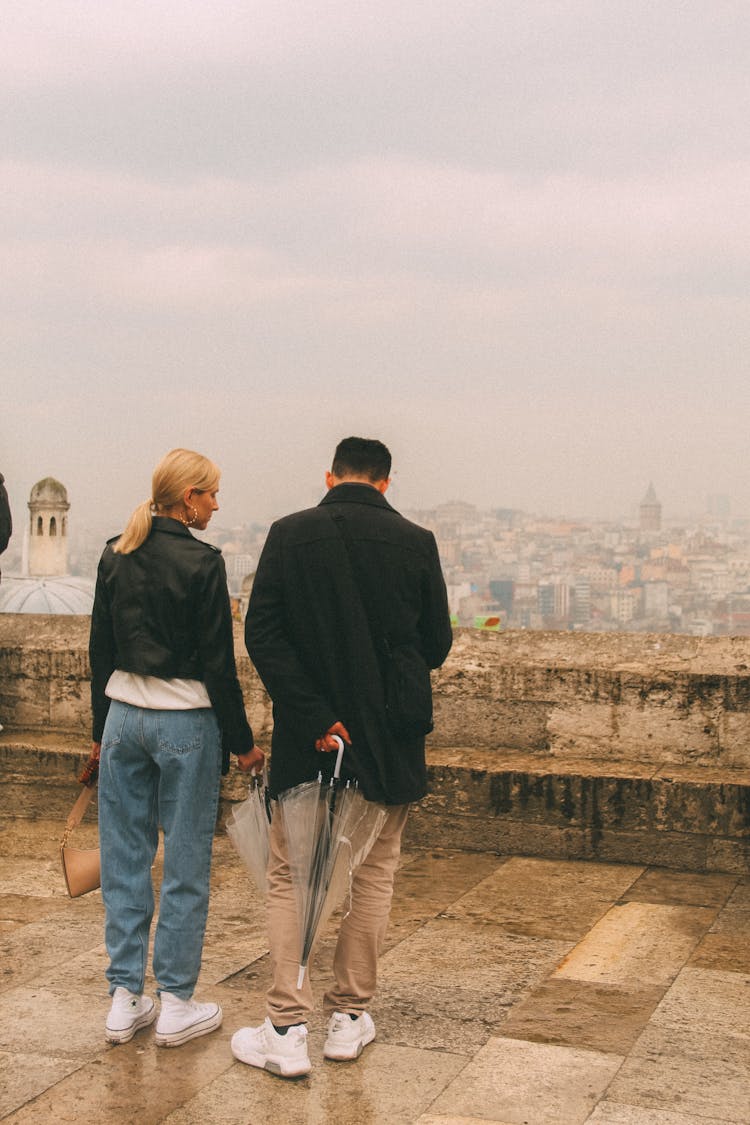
[105,986,156,1044]
[323,1010,376,1060]
[231,1017,312,1077]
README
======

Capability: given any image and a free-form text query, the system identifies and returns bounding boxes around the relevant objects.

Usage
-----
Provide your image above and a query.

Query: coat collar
[151,515,194,538]
[318,482,397,513]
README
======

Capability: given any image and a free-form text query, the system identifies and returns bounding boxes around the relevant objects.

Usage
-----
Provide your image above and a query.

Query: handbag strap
[61,782,97,848]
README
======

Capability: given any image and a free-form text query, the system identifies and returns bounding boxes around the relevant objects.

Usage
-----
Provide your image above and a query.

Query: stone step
[2,732,749,875]
[1,731,96,820]
[408,746,750,875]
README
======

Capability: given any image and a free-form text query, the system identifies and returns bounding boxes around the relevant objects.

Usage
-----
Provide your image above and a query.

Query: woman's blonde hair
[113,448,221,554]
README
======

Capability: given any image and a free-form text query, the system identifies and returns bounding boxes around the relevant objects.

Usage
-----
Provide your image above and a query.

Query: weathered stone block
[717,712,750,768]
[5,677,51,730]
[612,708,719,765]
[546,702,616,756]
[705,837,750,875]
[431,697,550,750]
[49,678,90,734]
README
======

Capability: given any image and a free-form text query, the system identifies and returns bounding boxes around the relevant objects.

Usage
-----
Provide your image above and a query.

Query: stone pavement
[1,817,749,1124]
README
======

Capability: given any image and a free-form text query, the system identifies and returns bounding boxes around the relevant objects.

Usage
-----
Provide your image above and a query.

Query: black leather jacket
[89,517,254,773]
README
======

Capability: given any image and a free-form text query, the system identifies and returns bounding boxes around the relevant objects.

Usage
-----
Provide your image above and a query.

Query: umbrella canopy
[226,768,273,893]
[278,737,387,990]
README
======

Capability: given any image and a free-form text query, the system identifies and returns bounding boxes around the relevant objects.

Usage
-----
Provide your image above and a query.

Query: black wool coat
[245,483,453,805]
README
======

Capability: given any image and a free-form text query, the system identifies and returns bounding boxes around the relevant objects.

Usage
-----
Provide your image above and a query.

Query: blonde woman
[89,449,263,1047]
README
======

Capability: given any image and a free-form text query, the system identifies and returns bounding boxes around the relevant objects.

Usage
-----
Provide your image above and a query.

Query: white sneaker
[154,992,223,1047]
[105,987,156,1044]
[324,1010,376,1060]
[231,1017,312,1078]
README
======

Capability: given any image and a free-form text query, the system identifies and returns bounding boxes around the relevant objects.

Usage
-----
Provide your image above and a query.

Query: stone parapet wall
[2,615,749,872]
[0,614,273,747]
[3,615,750,769]
[433,629,750,769]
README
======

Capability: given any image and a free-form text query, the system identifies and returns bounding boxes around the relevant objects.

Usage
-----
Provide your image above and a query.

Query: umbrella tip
[296,965,307,990]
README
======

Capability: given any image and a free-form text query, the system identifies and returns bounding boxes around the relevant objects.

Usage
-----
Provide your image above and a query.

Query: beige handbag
[60,782,101,897]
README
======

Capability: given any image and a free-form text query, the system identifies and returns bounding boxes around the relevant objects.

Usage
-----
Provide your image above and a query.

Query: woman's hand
[78,741,101,786]
[237,745,265,773]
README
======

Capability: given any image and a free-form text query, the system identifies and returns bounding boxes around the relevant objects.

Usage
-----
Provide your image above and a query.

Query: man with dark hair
[232,437,452,1078]
[330,435,392,482]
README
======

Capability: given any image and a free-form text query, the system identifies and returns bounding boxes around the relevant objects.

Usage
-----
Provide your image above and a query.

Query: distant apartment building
[538,581,570,625]
[572,580,591,625]
[610,588,636,624]
[643,581,669,620]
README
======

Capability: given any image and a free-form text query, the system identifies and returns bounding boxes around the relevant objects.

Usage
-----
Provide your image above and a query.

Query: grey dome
[0,576,94,615]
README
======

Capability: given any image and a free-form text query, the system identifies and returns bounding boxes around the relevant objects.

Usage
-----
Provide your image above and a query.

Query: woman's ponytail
[112,499,153,555]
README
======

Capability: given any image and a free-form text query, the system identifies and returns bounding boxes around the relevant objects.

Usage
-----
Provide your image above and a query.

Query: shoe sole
[155,1010,223,1047]
[231,1049,311,1078]
[324,1028,376,1061]
[105,1008,157,1045]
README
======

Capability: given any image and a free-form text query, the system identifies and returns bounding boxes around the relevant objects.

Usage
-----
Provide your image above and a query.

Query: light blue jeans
[98,701,222,999]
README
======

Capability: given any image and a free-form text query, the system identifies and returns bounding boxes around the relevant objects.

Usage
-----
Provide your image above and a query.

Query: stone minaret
[28,478,70,577]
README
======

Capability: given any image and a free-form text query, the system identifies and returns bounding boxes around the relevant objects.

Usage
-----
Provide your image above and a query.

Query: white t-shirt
[105,670,211,710]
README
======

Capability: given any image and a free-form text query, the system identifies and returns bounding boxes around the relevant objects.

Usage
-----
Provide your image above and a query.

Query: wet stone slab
[33,941,110,992]
[689,931,750,974]
[379,917,572,997]
[3,1031,236,1125]
[627,966,750,1060]
[607,1051,750,1124]
[374,980,512,1054]
[587,1105,733,1124]
[386,849,506,944]
[0,907,105,992]
[0,1051,85,1120]
[0,854,76,898]
[0,893,72,937]
[446,857,644,939]
[606,967,750,1123]
[553,901,716,987]
[0,985,109,1058]
[375,917,573,1052]
[690,877,750,974]
[160,1042,467,1125]
[417,1117,520,1125]
[621,868,739,909]
[429,1037,624,1125]
[499,977,665,1055]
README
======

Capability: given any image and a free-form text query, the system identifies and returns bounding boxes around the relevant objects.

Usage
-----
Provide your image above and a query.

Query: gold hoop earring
[179,504,199,528]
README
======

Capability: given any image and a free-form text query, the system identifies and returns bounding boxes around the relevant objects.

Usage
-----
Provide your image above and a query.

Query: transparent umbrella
[226,767,273,894]
[278,736,387,990]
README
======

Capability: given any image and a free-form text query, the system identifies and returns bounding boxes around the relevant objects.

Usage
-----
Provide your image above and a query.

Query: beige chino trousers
[265,801,409,1027]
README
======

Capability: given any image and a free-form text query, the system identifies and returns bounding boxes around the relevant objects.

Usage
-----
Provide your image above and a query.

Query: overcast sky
[2,1,749,535]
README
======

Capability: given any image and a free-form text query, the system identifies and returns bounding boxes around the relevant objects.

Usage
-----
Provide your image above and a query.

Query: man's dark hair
[331,437,392,482]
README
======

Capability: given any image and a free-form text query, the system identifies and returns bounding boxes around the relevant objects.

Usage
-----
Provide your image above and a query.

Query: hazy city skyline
[2,2,749,531]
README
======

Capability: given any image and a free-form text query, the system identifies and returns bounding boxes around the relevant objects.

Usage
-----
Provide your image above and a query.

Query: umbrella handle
[331,735,345,779]
[251,764,269,787]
